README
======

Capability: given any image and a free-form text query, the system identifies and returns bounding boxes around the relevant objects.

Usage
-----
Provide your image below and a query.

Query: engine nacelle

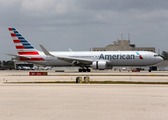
[92,61,107,70]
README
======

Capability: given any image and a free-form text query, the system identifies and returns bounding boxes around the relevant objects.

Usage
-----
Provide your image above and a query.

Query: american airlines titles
[99,54,135,60]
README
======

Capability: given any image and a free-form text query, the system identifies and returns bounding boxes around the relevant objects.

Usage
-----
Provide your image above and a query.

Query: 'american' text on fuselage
[99,54,135,60]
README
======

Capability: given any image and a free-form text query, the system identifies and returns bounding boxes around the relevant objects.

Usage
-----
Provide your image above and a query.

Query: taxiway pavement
[0,84,168,120]
[0,70,168,120]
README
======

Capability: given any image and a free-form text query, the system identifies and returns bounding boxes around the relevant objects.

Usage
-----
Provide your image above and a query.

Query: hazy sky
[0,0,168,60]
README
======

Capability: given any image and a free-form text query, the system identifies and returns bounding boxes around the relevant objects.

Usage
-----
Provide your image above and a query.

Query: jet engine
[92,61,107,70]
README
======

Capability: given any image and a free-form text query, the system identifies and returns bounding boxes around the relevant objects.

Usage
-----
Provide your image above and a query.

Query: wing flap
[57,56,93,64]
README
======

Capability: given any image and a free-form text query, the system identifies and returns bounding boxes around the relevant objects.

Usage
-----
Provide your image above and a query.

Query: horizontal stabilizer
[5,54,31,59]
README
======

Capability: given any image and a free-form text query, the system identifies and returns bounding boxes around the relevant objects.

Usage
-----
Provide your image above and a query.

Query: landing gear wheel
[148,69,151,72]
[79,69,83,72]
[79,68,91,72]
[87,69,91,72]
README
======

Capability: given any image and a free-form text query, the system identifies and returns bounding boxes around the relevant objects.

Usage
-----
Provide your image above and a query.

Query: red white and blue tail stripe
[8,28,44,61]
[8,28,39,55]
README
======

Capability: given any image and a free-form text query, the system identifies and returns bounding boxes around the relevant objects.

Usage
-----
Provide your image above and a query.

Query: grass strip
[4,81,168,84]
[9,74,168,76]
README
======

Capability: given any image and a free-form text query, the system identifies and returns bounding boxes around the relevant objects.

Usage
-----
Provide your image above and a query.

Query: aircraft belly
[110,59,151,66]
[110,59,136,66]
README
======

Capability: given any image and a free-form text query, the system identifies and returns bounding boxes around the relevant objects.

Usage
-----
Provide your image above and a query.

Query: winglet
[39,44,54,57]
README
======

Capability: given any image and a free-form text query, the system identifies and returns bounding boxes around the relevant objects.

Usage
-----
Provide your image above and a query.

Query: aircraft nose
[157,56,163,62]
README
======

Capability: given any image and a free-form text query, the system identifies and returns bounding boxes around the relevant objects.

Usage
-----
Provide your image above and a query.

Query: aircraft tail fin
[8,28,39,56]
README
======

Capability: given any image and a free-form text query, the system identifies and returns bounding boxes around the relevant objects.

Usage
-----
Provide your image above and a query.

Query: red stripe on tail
[13,40,21,43]
[16,46,25,49]
[11,33,17,37]
[8,28,13,31]
[18,52,39,55]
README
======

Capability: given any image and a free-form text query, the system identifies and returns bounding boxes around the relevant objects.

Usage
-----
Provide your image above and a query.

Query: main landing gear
[78,68,91,72]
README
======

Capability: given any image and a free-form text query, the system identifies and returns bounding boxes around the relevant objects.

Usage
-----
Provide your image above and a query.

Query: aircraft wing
[57,56,93,65]
[57,56,110,65]
[39,44,93,64]
[39,44,110,65]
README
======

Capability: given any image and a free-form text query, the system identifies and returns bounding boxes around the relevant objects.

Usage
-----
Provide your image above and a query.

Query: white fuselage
[21,51,163,67]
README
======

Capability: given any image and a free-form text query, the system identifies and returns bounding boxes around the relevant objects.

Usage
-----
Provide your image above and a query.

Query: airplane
[7,28,163,72]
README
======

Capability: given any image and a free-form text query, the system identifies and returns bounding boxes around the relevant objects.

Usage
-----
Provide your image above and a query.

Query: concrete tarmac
[0,70,168,120]
[0,84,168,120]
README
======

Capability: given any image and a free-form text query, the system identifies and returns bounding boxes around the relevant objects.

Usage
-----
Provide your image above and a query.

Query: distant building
[92,40,155,52]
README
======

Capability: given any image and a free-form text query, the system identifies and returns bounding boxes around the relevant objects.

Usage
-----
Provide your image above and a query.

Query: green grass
[9,74,168,76]
[4,81,168,84]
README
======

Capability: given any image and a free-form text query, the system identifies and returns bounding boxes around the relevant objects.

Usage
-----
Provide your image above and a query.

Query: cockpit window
[154,55,158,57]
